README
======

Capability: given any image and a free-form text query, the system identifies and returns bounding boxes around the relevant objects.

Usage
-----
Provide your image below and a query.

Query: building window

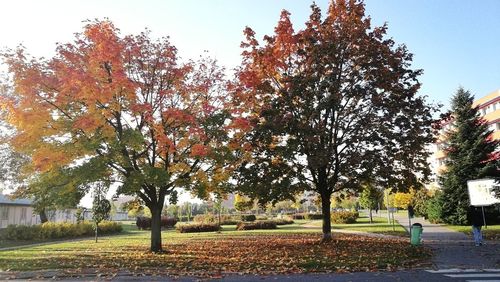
[1,206,9,220]
[20,208,27,221]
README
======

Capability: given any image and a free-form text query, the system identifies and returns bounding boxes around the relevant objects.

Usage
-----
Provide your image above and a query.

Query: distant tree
[359,183,382,223]
[12,171,85,223]
[234,194,253,213]
[411,189,430,218]
[271,200,295,213]
[235,0,436,241]
[439,88,499,225]
[75,206,87,223]
[383,189,395,209]
[182,202,193,221]
[92,183,111,243]
[426,191,444,224]
[393,191,413,209]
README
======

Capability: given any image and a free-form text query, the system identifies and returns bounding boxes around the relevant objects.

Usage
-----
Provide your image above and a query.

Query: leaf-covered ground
[0,231,431,278]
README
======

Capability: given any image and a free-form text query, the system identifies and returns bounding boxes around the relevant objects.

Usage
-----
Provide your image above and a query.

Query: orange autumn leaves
[0,19,254,206]
[0,233,432,277]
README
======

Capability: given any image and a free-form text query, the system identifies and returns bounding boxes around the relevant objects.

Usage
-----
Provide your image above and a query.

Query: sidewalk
[393,212,499,269]
[394,213,468,242]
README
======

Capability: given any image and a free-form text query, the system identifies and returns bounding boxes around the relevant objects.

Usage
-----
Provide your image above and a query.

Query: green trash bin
[410,223,423,245]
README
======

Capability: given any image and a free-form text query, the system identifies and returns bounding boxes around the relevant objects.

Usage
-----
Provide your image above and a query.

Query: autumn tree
[92,183,111,243]
[0,78,29,192]
[358,183,382,223]
[234,194,253,213]
[411,188,430,217]
[1,21,236,252]
[439,88,499,225]
[393,191,413,209]
[235,1,435,240]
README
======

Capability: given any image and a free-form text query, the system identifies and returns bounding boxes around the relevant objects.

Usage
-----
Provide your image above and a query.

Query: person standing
[468,206,484,246]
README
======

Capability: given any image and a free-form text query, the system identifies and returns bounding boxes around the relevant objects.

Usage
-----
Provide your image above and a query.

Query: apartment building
[429,89,500,180]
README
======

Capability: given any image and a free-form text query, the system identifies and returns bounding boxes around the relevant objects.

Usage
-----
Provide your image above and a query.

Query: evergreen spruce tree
[439,88,499,225]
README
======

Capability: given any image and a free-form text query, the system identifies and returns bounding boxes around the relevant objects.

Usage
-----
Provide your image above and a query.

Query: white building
[0,194,38,228]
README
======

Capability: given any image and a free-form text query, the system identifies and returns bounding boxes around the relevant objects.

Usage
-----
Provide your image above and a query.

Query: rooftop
[0,194,32,206]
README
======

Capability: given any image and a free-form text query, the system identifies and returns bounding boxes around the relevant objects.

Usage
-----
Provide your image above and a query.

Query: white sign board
[467,179,500,206]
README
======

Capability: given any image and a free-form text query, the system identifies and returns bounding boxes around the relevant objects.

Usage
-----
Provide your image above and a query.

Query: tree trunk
[150,205,163,253]
[217,205,221,232]
[39,209,48,223]
[369,208,373,224]
[95,223,98,243]
[320,192,332,241]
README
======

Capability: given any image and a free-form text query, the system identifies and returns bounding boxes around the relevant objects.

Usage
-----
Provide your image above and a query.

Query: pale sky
[2,0,499,106]
[1,0,499,206]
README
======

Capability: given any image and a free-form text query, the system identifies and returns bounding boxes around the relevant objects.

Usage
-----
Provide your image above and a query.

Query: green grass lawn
[0,216,407,249]
[446,224,500,240]
[306,215,408,237]
[0,222,430,278]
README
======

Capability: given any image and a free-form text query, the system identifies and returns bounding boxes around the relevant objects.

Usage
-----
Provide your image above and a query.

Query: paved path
[394,213,468,242]
[393,212,499,269]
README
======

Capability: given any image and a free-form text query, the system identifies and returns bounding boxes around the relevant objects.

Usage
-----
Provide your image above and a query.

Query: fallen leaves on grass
[0,233,431,278]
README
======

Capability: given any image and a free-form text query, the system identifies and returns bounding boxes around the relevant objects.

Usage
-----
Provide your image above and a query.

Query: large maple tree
[1,21,236,252]
[235,0,435,240]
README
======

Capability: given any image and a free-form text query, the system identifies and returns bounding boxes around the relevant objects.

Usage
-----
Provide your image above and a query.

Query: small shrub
[273,219,294,225]
[136,217,151,230]
[176,223,220,233]
[161,217,178,228]
[98,221,123,234]
[136,216,177,229]
[331,211,359,224]
[256,215,268,220]
[193,214,216,223]
[304,213,323,220]
[221,219,240,225]
[236,220,277,230]
[291,214,305,220]
[240,214,256,222]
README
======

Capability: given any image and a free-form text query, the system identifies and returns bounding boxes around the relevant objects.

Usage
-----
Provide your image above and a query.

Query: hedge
[304,213,323,220]
[274,219,294,225]
[136,216,177,230]
[193,214,216,223]
[331,211,359,224]
[221,219,240,225]
[240,214,257,222]
[291,213,323,220]
[236,220,277,230]
[176,223,220,233]
[193,214,239,225]
[1,221,122,241]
